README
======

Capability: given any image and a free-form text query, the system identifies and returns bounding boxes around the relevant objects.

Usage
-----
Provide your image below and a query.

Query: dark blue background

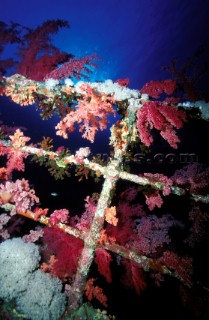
[1,0,209,87]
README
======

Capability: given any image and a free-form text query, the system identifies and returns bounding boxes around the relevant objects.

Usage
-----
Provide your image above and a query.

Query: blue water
[1,0,209,87]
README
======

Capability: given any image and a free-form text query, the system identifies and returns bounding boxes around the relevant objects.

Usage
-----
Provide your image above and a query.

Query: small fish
[51,192,59,197]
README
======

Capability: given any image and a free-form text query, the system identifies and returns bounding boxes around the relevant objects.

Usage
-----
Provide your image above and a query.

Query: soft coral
[42,227,84,281]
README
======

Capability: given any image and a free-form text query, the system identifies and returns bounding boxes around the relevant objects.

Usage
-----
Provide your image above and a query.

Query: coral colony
[0,20,209,319]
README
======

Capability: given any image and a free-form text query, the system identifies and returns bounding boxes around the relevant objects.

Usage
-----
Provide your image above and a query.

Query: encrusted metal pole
[67,171,119,312]
[66,120,129,313]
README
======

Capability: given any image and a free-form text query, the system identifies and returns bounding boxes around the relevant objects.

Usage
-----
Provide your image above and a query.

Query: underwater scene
[0,1,209,319]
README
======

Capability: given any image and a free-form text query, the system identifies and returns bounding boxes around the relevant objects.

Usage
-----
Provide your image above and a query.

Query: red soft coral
[45,54,99,80]
[140,79,177,99]
[16,20,71,81]
[95,248,112,283]
[106,191,146,247]
[0,21,21,76]
[115,78,130,87]
[137,101,187,148]
[161,251,193,286]
[121,260,147,295]
[85,278,107,307]
[42,227,84,281]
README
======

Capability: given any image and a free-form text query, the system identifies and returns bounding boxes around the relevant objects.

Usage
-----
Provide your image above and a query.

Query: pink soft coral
[0,178,39,214]
[0,129,30,175]
[70,196,96,231]
[49,208,69,226]
[144,190,163,211]
[133,215,181,255]
[171,163,209,193]
[55,83,116,142]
